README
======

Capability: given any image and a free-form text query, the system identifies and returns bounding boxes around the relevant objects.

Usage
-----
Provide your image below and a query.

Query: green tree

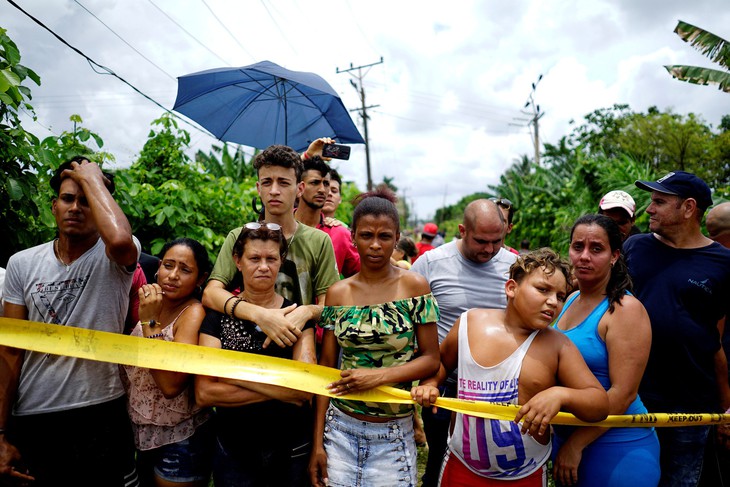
[29,116,115,250]
[569,105,727,187]
[0,26,42,266]
[665,20,730,93]
[195,143,257,180]
[116,114,259,259]
[36,114,114,167]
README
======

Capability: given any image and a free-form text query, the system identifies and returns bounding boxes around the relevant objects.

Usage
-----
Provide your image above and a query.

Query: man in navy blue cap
[623,170,730,487]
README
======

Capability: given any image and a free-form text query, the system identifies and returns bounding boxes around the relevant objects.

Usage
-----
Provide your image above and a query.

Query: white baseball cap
[599,190,636,218]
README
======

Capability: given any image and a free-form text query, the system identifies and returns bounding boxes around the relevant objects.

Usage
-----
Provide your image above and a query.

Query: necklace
[287,222,298,248]
[54,239,72,268]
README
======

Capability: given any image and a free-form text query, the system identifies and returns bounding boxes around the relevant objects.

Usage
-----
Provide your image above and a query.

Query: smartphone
[321,143,351,160]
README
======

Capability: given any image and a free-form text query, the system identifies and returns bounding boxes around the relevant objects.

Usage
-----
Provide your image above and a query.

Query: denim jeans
[211,434,310,487]
[323,403,417,487]
[136,419,213,486]
[655,425,710,487]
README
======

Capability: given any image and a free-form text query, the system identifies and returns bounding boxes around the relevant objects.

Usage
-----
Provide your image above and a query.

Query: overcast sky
[3,0,730,221]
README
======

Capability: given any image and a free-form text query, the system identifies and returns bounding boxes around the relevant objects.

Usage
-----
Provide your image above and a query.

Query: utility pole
[337,57,383,191]
[520,74,545,166]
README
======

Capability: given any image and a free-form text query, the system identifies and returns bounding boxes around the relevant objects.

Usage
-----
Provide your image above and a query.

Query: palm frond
[674,20,730,70]
[664,65,730,93]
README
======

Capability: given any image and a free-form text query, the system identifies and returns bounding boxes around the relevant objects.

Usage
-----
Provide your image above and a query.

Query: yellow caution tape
[0,317,727,427]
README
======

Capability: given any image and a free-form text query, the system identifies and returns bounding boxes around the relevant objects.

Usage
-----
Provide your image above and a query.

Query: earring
[154,271,159,281]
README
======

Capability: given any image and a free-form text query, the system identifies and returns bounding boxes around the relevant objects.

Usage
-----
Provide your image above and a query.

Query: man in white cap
[597,190,640,241]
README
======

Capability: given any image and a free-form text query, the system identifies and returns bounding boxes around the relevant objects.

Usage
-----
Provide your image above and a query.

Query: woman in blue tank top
[553,214,660,487]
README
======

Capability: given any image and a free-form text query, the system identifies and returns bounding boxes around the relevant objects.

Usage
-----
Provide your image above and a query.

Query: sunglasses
[490,197,513,210]
[244,221,282,232]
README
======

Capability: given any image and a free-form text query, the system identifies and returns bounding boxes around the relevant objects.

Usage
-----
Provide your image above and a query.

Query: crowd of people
[0,143,728,487]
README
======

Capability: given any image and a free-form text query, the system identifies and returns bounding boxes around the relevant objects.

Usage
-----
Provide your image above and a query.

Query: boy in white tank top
[412,249,609,486]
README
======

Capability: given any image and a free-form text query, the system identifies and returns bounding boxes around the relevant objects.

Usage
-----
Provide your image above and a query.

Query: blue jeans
[211,434,310,487]
[136,419,213,486]
[323,403,417,487]
[655,425,710,487]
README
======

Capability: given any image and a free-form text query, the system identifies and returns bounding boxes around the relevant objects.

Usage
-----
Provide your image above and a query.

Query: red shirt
[412,242,435,263]
[318,217,360,278]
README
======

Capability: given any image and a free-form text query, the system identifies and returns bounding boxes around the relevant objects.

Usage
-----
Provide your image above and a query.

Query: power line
[343,0,380,56]
[147,0,233,66]
[373,109,523,134]
[5,0,216,140]
[31,90,171,101]
[200,0,255,61]
[20,107,58,135]
[360,88,521,126]
[364,80,520,116]
[73,0,175,81]
[258,0,299,55]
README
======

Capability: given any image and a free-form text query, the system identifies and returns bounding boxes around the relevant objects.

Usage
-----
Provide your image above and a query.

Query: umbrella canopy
[173,61,365,152]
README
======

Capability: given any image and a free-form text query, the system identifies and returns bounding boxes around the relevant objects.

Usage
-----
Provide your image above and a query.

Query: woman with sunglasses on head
[195,222,317,487]
[552,214,659,487]
[309,189,440,487]
[122,237,213,487]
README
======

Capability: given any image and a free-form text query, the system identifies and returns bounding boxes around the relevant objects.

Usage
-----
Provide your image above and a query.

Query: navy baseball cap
[635,171,713,210]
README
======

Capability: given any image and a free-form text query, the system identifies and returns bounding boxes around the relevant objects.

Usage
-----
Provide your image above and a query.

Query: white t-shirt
[4,237,139,415]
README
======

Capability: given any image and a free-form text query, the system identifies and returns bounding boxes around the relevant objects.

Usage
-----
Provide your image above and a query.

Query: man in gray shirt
[0,157,140,486]
[411,199,517,487]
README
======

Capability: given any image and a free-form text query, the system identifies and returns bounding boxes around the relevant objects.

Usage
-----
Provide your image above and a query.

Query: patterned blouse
[123,307,210,450]
[321,293,439,418]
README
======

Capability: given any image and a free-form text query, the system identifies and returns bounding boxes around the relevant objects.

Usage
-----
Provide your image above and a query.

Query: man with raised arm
[0,157,141,486]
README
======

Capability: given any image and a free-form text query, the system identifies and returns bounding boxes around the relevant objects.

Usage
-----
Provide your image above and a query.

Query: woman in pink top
[123,238,213,487]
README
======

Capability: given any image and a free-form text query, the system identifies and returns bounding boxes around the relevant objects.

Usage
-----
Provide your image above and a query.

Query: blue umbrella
[173,61,365,152]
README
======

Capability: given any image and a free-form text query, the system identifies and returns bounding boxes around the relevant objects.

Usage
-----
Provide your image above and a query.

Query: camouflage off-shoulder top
[320,293,439,418]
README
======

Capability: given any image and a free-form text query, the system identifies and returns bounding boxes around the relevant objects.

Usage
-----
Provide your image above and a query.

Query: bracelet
[302,151,311,160]
[224,295,237,317]
[230,297,244,319]
[146,332,165,339]
[140,319,158,328]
